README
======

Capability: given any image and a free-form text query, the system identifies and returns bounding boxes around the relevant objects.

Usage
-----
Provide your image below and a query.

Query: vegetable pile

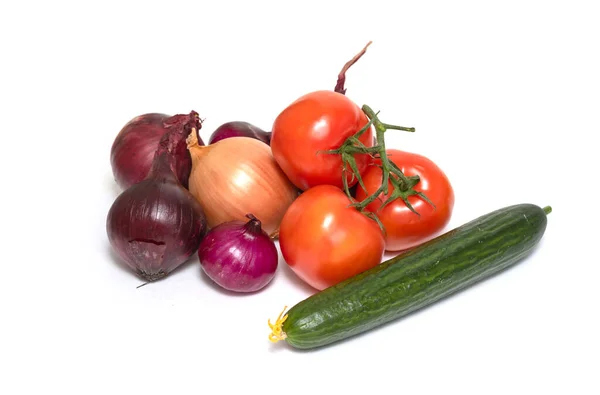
[105,42,551,349]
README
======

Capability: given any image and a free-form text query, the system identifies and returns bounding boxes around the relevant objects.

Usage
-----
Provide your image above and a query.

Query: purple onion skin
[198,215,278,293]
[208,121,271,145]
[110,112,203,190]
[107,119,208,282]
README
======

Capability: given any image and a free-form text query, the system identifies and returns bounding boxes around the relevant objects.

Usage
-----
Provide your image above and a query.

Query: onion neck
[187,127,212,159]
[164,111,204,144]
[160,111,202,155]
[150,112,202,182]
[247,124,272,144]
[244,214,263,234]
[148,152,179,182]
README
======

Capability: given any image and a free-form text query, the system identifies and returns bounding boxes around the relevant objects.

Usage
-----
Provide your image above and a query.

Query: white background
[2,1,599,394]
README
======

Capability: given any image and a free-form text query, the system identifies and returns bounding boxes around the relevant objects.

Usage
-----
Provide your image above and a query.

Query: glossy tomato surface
[270,90,374,191]
[279,184,385,291]
[355,149,455,252]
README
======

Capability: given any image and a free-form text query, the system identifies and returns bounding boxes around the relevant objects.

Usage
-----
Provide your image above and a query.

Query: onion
[198,214,278,292]
[187,132,298,237]
[106,120,208,282]
[110,111,203,189]
[208,121,271,145]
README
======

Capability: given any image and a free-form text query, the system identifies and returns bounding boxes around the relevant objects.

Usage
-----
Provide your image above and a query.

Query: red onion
[106,119,208,282]
[208,121,271,145]
[110,112,203,190]
[198,214,278,293]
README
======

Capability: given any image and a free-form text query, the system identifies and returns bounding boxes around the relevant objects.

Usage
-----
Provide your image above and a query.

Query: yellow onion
[187,130,298,237]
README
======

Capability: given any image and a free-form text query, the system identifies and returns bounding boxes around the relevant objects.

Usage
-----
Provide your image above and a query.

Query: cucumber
[268,203,551,349]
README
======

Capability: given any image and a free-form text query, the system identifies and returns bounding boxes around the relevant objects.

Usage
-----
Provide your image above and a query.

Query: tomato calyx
[357,105,435,216]
[376,167,435,213]
[334,41,373,95]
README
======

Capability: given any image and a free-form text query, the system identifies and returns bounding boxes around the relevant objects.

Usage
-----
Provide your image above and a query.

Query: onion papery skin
[107,129,208,282]
[208,121,271,145]
[110,112,202,190]
[187,135,298,237]
[198,215,278,292]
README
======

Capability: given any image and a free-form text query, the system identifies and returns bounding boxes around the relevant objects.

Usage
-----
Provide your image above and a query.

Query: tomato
[271,90,374,191]
[279,184,385,291]
[355,149,455,252]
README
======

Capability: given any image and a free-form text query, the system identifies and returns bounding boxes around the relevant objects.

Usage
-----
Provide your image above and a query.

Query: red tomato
[271,90,374,191]
[279,185,385,291]
[355,149,455,252]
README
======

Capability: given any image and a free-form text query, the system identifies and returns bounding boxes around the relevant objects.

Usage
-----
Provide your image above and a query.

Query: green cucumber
[269,203,551,349]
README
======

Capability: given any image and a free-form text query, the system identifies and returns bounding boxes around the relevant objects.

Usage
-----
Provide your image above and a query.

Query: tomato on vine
[355,149,455,251]
[270,42,377,191]
[270,90,374,191]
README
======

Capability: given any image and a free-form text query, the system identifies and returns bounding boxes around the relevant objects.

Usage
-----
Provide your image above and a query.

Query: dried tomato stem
[334,41,373,95]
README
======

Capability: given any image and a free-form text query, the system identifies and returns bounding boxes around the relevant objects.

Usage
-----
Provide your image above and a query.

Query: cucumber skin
[282,203,549,349]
